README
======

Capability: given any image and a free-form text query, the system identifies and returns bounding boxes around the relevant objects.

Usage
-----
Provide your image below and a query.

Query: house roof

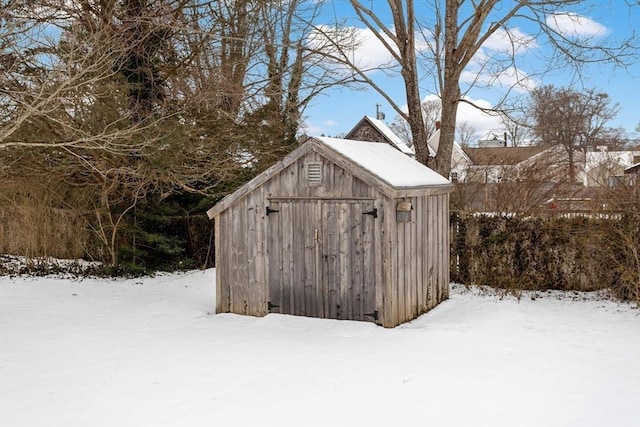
[318,137,449,187]
[346,116,415,156]
[207,137,452,219]
[463,146,546,166]
[427,129,468,160]
[625,163,640,174]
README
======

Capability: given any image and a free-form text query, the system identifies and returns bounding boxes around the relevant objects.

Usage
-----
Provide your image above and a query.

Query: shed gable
[207,136,452,327]
[208,137,451,219]
[262,149,375,200]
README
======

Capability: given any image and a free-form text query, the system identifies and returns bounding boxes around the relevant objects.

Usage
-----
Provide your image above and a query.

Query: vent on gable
[305,162,322,186]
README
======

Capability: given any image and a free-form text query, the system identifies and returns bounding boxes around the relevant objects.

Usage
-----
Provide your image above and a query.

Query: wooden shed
[206,136,453,327]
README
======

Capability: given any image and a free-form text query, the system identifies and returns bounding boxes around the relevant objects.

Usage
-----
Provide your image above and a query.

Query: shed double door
[267,199,377,322]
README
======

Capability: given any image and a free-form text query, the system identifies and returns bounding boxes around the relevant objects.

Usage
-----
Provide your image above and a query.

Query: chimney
[504,132,508,147]
[435,121,441,131]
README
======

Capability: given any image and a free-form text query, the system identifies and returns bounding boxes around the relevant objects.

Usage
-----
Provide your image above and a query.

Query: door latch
[364,310,379,320]
[363,208,378,218]
[268,301,280,311]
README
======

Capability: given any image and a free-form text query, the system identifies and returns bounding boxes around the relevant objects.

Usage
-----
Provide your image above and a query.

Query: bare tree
[456,121,478,147]
[389,98,441,147]
[321,0,637,177]
[1,0,361,267]
[496,96,533,147]
[531,85,622,182]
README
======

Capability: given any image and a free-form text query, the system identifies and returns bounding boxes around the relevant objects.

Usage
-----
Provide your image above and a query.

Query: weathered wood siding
[266,199,379,321]
[380,192,450,327]
[214,143,451,327]
[215,150,382,319]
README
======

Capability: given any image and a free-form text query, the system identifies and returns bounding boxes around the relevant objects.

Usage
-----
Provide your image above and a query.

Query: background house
[346,116,416,157]
[584,148,640,187]
[343,116,635,215]
[426,125,471,182]
[463,144,585,184]
[625,162,640,187]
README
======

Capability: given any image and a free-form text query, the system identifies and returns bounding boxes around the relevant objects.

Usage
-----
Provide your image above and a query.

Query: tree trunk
[405,66,430,166]
[433,0,461,178]
[436,86,457,178]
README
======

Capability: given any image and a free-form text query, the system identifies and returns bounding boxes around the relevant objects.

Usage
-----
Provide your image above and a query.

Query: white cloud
[307,25,397,71]
[301,117,340,136]
[456,26,538,94]
[456,98,504,138]
[482,27,538,55]
[350,27,398,69]
[460,66,537,93]
[546,13,609,38]
[418,95,504,138]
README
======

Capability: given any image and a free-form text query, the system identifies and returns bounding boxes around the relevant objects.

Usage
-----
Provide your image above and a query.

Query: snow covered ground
[1,269,639,427]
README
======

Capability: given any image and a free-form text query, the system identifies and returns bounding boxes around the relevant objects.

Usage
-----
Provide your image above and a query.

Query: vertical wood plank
[435,195,444,303]
[302,202,313,317]
[214,216,227,313]
[444,193,450,300]
[362,201,376,322]
[267,202,283,314]
[427,195,432,310]
[323,202,339,319]
[281,202,293,314]
[291,201,303,315]
[246,201,258,316]
[384,200,397,327]
[299,201,316,317]
[415,196,425,315]
[397,220,406,324]
[405,206,413,320]
[314,200,323,318]
[228,210,236,313]
[238,203,249,315]
[374,196,385,325]
[338,202,351,320]
[323,163,334,198]
[255,190,267,316]
[427,196,438,309]
[228,205,240,313]
[351,203,363,320]
[436,196,442,305]
[408,199,418,319]
[438,194,444,303]
[423,195,429,310]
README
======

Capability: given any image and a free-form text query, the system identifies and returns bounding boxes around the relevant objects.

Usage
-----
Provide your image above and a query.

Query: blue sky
[301,0,640,143]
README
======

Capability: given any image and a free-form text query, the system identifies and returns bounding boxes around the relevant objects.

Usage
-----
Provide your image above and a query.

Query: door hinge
[364,310,378,321]
[268,301,280,311]
[363,208,377,218]
[266,206,279,216]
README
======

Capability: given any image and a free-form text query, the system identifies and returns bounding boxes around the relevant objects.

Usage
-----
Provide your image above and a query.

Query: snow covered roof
[625,162,640,174]
[317,137,450,188]
[362,116,415,156]
[464,146,546,165]
[207,136,451,219]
